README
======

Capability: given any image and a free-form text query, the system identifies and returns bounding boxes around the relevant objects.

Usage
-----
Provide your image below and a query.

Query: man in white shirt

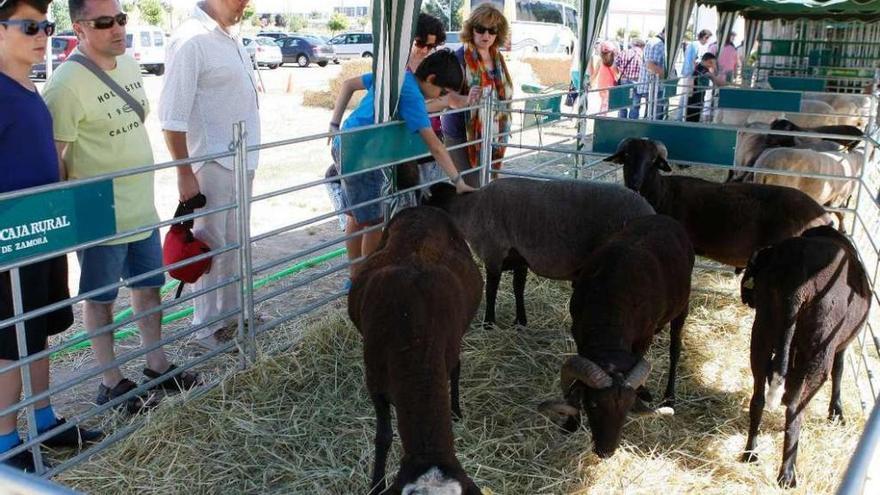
[159,0,259,350]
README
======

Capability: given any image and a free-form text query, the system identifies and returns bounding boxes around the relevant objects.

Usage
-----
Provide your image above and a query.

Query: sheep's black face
[582,382,636,458]
[422,183,458,210]
[606,138,671,193]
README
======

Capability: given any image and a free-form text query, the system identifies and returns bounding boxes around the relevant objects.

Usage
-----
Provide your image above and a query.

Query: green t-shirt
[43,51,158,244]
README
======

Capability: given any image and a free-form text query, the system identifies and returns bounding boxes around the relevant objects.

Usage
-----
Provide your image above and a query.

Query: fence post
[480,89,495,187]
[232,121,256,366]
[11,268,45,473]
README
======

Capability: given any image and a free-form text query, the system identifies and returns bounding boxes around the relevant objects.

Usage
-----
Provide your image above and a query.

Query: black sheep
[424,178,654,327]
[739,226,871,488]
[540,215,694,458]
[348,206,483,495]
[605,137,832,268]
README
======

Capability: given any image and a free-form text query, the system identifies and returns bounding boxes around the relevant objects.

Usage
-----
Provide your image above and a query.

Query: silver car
[242,36,283,69]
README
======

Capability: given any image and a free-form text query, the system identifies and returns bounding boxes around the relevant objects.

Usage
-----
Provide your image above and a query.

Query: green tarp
[698,0,880,21]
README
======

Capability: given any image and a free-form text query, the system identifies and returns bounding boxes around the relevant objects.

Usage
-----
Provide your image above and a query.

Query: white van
[125,26,166,75]
[327,32,374,59]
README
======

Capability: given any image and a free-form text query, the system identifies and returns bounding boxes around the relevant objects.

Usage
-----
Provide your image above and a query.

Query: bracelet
[329,122,340,128]
[451,173,462,184]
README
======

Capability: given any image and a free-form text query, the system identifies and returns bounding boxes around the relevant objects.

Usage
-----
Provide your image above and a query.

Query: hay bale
[58,269,868,494]
[521,55,573,87]
[303,59,372,109]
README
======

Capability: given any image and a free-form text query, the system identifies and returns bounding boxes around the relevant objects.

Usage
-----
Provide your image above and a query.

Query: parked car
[257,31,290,41]
[327,32,373,59]
[242,36,282,69]
[444,31,462,51]
[30,35,77,79]
[276,36,335,67]
[125,26,166,75]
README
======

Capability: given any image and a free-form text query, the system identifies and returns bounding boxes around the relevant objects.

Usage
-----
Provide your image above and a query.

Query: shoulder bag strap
[68,53,145,123]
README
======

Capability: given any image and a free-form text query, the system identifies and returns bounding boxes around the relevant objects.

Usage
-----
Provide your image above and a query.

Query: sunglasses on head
[0,19,55,36]
[414,39,437,50]
[473,24,497,36]
[78,12,127,30]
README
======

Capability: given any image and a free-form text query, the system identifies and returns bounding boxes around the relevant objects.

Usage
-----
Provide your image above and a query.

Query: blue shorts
[77,230,165,303]
[331,139,385,226]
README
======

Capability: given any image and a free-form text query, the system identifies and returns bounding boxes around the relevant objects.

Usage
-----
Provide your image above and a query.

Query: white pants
[191,161,254,339]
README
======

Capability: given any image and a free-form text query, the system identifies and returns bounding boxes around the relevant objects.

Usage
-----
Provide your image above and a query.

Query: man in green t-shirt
[43,0,198,413]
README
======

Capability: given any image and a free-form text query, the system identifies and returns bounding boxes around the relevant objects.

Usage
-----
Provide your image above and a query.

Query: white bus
[463,0,579,54]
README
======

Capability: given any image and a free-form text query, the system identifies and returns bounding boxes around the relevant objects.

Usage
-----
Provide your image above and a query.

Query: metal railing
[0,83,878,493]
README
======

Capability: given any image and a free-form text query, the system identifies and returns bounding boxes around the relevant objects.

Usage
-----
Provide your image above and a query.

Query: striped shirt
[637,36,666,94]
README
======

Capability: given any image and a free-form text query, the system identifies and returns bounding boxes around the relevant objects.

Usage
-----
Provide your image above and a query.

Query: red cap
[163,224,212,283]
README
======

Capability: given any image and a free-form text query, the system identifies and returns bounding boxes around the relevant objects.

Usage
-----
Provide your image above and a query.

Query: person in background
[616,38,644,118]
[711,31,739,81]
[679,29,712,119]
[328,51,474,281]
[636,29,666,119]
[589,40,620,113]
[0,0,101,472]
[441,3,513,187]
[159,0,260,352]
[686,52,726,122]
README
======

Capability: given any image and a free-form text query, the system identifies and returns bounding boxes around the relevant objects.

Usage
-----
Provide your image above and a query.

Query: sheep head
[540,355,658,458]
[605,138,671,193]
[396,464,481,495]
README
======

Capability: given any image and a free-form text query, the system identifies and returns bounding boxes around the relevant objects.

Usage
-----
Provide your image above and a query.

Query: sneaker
[143,364,201,393]
[96,378,160,415]
[41,418,103,449]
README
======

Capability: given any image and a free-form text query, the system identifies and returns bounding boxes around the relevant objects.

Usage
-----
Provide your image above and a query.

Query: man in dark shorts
[0,0,101,472]
[686,52,726,123]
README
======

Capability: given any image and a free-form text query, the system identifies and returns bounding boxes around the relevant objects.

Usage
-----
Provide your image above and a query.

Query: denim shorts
[77,230,165,303]
[331,139,385,226]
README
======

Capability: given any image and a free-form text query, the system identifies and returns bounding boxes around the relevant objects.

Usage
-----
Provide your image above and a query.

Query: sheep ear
[605,151,625,165]
[655,157,672,172]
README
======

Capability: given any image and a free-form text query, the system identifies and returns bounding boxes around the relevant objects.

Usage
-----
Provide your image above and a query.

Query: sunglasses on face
[473,24,497,36]
[414,39,437,50]
[78,12,128,30]
[0,19,55,36]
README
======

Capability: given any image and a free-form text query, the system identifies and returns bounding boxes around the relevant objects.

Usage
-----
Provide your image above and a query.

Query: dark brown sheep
[606,138,833,268]
[424,178,654,326]
[739,225,871,488]
[540,215,694,458]
[348,206,483,495]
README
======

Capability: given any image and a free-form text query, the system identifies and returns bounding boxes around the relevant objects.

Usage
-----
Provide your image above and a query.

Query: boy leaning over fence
[0,0,101,472]
[43,0,199,416]
[328,50,474,284]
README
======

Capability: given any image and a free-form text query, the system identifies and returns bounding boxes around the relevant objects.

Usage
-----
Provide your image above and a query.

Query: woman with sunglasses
[0,0,102,472]
[441,3,513,188]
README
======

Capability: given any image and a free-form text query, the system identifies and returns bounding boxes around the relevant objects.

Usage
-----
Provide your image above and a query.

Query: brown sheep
[348,206,483,495]
[739,226,871,488]
[605,138,833,268]
[540,215,694,458]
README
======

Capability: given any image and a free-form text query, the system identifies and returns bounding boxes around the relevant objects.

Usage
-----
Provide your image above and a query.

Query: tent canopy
[698,0,880,21]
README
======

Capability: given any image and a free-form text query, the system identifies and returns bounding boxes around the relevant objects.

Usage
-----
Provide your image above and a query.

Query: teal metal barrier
[608,85,635,110]
[592,117,737,166]
[717,87,802,112]
[768,76,828,92]
[339,122,429,174]
[521,83,562,127]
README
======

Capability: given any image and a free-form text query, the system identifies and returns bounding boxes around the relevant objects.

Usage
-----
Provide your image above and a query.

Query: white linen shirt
[159,3,260,171]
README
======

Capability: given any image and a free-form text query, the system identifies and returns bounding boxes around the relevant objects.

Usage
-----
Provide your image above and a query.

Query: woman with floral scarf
[441,3,513,188]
